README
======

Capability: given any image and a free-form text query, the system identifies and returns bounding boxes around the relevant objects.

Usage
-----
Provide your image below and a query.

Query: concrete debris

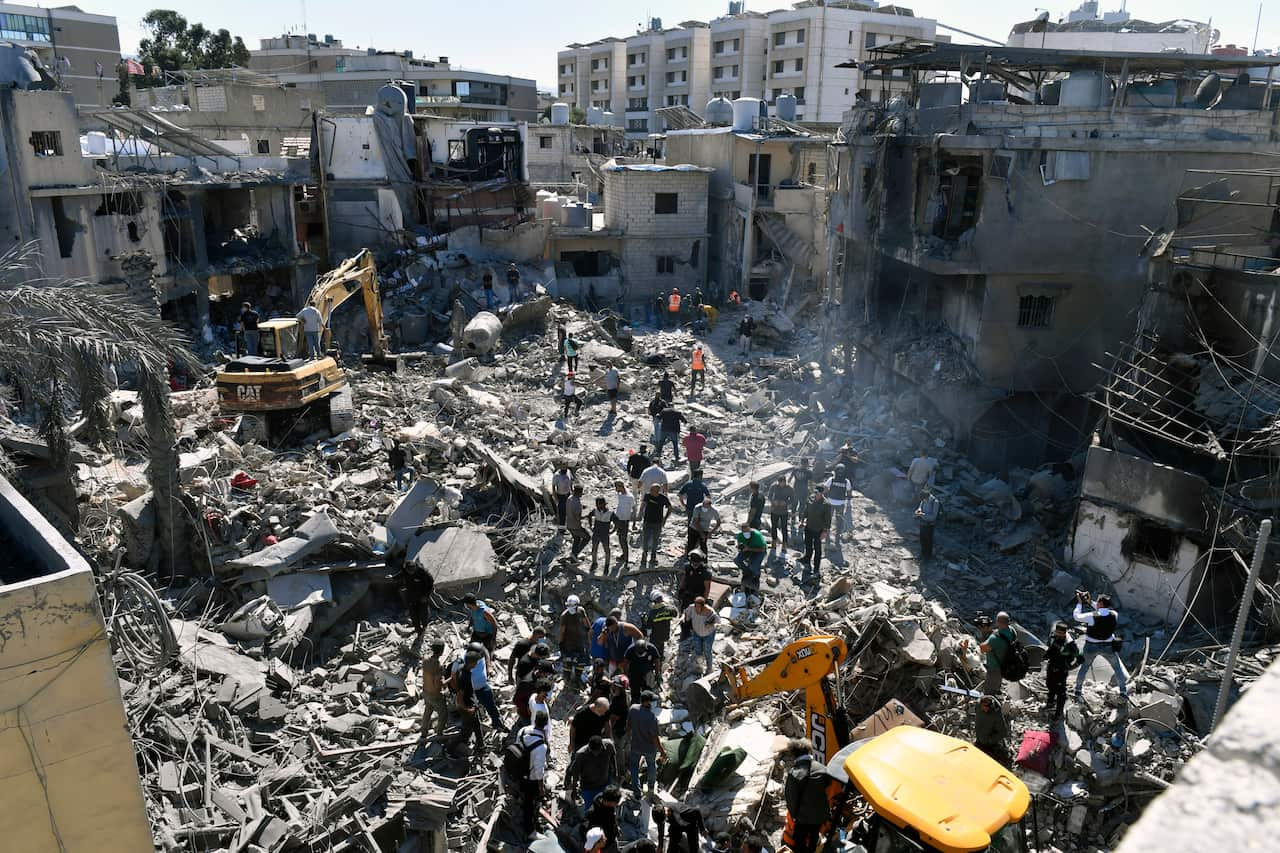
[12,274,1276,853]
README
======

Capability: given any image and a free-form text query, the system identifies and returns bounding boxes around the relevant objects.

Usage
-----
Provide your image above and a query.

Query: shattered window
[1017,295,1055,329]
[29,130,62,157]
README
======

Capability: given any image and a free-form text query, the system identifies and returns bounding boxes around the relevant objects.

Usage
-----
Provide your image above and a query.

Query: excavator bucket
[360,352,402,373]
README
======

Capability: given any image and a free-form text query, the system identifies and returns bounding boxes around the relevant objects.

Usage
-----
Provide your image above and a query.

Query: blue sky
[112,0,1277,89]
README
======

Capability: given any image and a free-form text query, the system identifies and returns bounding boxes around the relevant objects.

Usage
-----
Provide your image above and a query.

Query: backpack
[503,731,543,781]
[1001,635,1031,682]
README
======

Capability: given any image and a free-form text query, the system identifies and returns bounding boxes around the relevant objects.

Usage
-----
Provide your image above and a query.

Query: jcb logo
[811,711,829,757]
[795,646,814,660]
[236,385,262,402]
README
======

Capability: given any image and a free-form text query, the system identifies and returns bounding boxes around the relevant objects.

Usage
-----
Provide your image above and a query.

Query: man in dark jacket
[975,695,1010,766]
[1044,620,1083,721]
[784,739,833,853]
[566,735,618,810]
[800,486,834,585]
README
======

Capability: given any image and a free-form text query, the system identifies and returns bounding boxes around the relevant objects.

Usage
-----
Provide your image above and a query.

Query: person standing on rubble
[626,446,651,497]
[639,483,672,568]
[800,486,833,585]
[677,469,711,522]
[601,615,644,672]
[644,591,678,659]
[562,371,583,421]
[586,787,623,851]
[734,521,768,596]
[915,487,941,560]
[658,370,676,405]
[683,426,707,473]
[482,270,497,312]
[420,640,448,740]
[463,594,499,653]
[690,345,707,395]
[683,596,719,672]
[554,465,574,527]
[907,446,938,495]
[792,459,813,534]
[746,481,765,530]
[970,612,1017,696]
[823,465,853,538]
[654,293,666,328]
[400,556,434,634]
[1072,592,1128,702]
[974,695,1011,767]
[640,457,670,497]
[622,639,662,704]
[768,476,795,555]
[570,696,613,754]
[613,480,635,567]
[296,303,324,358]
[506,262,521,305]
[565,335,581,372]
[389,439,412,491]
[687,495,721,555]
[679,550,712,612]
[604,362,621,415]
[567,484,590,561]
[667,288,682,327]
[239,302,261,356]
[1044,620,1083,721]
[738,314,755,355]
[657,404,687,465]
[627,690,663,796]
[591,496,618,573]
[648,393,667,447]
[509,626,548,681]
[515,711,549,839]
[466,637,510,733]
[784,738,835,853]
[448,651,487,756]
[557,321,568,364]
[560,595,592,677]
[567,735,619,811]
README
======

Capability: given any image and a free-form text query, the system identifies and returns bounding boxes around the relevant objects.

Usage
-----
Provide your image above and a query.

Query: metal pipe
[1211,517,1270,733]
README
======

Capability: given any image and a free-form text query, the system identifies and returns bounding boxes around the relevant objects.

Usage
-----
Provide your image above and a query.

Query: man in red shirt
[682,428,707,473]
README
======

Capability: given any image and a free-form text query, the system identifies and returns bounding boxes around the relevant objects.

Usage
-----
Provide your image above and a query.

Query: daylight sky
[110,0,1277,90]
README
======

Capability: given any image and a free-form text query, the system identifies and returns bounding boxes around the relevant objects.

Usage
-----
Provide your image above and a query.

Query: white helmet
[649,590,664,602]
[566,594,580,608]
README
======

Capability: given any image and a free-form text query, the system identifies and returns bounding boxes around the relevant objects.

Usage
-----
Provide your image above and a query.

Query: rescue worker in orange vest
[690,345,706,395]
[667,289,682,328]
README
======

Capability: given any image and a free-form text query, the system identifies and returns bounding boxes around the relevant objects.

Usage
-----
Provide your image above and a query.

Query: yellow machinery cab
[840,726,1030,853]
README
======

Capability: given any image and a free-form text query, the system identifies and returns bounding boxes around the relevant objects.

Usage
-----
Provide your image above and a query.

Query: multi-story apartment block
[556,38,626,118]
[556,1,937,138]
[0,1,120,107]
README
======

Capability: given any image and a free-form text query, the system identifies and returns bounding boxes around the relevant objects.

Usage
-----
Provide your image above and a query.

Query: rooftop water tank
[1061,70,1108,108]
[602,110,616,126]
[775,92,797,122]
[706,96,733,126]
[587,106,604,125]
[551,102,570,125]
[732,97,761,132]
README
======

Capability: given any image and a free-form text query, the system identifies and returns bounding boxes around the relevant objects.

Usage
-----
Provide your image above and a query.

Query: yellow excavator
[718,635,1030,853]
[215,249,399,442]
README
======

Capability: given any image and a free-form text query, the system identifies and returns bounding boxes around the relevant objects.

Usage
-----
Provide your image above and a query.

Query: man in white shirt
[296,304,324,358]
[562,372,582,420]
[640,460,669,496]
[823,464,853,537]
[1072,592,1128,701]
[516,711,549,838]
[604,363,621,415]
[906,449,938,495]
[613,480,635,566]
[683,596,718,671]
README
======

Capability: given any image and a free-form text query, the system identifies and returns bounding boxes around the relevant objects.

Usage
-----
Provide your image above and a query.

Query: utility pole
[1211,517,1270,733]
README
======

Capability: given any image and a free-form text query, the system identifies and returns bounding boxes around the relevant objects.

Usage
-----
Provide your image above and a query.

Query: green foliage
[135,8,254,87]
[113,60,131,106]
[570,106,587,124]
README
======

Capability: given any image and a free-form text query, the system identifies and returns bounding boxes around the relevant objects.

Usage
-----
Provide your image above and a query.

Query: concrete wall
[40,5,121,108]
[132,82,321,156]
[1114,656,1280,852]
[0,475,151,852]
[0,89,95,187]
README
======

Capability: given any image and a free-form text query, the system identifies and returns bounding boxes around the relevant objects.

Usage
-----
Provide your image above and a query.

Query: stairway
[756,211,813,271]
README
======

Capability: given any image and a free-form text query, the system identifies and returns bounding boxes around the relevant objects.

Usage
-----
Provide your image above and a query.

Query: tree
[571,106,587,124]
[113,60,131,106]
[0,245,196,576]
[136,9,254,86]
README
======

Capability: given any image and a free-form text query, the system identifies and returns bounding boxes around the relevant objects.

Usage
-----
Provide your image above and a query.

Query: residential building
[526,121,626,186]
[250,34,538,122]
[557,38,626,119]
[0,474,152,852]
[129,68,322,157]
[0,1,120,107]
[556,1,937,139]
[0,83,316,335]
[829,41,1280,472]
[1008,2,1216,54]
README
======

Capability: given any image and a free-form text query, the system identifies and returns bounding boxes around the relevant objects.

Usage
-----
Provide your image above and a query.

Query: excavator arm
[722,634,848,764]
[305,249,392,361]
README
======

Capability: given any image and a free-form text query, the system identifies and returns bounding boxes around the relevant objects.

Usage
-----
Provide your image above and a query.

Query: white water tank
[732,97,761,131]
[587,106,604,125]
[551,102,570,125]
[1061,70,1108,108]
[602,110,616,126]
[541,195,564,221]
[705,96,733,126]
[83,131,108,155]
[775,93,797,122]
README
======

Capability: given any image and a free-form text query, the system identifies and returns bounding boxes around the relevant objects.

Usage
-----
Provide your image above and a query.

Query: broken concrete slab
[171,619,267,689]
[225,511,341,578]
[407,525,500,592]
[720,461,794,501]
[267,572,334,611]
[848,699,925,741]
[385,478,443,546]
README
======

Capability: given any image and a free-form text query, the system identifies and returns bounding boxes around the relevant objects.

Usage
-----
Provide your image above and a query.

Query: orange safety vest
[692,349,705,371]
[668,293,682,313]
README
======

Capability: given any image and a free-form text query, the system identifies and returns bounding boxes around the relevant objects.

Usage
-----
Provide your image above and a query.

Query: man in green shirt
[978,612,1017,696]
[734,521,768,595]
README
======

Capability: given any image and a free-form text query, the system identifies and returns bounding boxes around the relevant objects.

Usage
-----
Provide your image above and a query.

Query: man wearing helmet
[560,594,591,680]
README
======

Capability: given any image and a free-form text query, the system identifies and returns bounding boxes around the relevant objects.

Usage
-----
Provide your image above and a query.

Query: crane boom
[305,248,391,360]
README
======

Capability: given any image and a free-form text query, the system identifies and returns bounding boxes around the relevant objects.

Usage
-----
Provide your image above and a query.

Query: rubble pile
[7,276,1276,852]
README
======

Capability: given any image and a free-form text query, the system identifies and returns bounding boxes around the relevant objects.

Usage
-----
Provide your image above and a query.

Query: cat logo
[236,385,262,402]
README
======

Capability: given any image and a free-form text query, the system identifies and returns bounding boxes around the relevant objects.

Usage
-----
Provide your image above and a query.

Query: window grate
[1017,295,1055,328]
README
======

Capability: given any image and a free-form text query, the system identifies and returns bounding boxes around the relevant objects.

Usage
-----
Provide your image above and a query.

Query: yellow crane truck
[215,249,399,442]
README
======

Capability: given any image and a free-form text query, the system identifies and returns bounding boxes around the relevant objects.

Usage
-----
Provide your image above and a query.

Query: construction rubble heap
[10,261,1278,853]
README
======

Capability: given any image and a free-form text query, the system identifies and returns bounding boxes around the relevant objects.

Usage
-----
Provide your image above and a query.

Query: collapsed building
[830,42,1280,472]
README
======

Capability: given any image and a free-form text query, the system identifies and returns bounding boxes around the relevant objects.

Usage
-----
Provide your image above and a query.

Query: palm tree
[0,244,196,575]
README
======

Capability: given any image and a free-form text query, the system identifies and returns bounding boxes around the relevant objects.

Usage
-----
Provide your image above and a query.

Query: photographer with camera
[1072,590,1128,703]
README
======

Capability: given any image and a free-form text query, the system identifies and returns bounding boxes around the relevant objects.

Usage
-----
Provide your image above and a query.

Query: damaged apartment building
[831,41,1280,473]
[0,50,317,337]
